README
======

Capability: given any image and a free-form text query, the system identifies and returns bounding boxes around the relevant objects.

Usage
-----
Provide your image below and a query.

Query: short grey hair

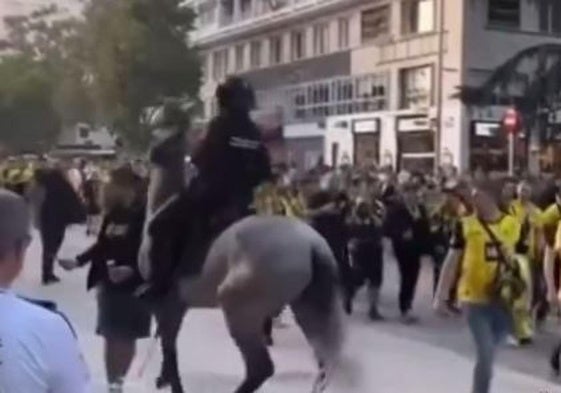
[0,190,31,260]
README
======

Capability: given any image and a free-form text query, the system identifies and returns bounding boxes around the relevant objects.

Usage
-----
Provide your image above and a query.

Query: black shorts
[96,286,152,339]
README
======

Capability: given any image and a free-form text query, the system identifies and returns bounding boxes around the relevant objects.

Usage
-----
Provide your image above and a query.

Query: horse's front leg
[155,288,188,393]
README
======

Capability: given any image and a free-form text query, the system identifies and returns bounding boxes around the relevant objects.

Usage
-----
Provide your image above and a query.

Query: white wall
[323,112,397,167]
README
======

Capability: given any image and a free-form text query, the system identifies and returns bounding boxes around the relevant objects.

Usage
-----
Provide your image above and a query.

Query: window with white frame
[401,0,435,35]
[212,49,229,80]
[399,65,433,109]
[361,6,390,42]
[313,23,330,56]
[198,1,216,27]
[220,0,235,25]
[250,40,262,68]
[269,35,283,65]
[539,0,561,34]
[290,30,306,61]
[337,17,350,49]
[285,73,388,121]
[488,0,520,28]
[234,44,245,71]
[240,0,252,18]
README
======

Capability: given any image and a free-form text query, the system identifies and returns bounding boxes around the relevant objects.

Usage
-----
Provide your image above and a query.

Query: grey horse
[138,126,347,393]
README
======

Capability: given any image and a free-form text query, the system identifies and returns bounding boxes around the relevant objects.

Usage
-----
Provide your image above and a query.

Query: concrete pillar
[390,0,402,37]
[250,0,256,16]
[233,0,241,21]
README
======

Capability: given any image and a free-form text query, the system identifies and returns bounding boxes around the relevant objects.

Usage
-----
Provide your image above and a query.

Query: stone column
[233,0,241,21]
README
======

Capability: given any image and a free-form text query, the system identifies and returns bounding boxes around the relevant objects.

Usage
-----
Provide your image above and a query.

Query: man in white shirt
[0,189,91,393]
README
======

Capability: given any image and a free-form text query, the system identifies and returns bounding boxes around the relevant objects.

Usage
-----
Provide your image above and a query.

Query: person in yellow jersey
[540,187,561,312]
[253,181,284,216]
[278,185,306,219]
[506,180,541,345]
[430,179,471,309]
[434,179,525,393]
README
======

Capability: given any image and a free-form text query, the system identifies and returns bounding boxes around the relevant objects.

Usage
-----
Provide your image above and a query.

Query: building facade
[187,0,561,172]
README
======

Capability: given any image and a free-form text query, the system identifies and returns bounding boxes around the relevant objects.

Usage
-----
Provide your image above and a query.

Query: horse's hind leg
[223,306,275,393]
[155,292,188,393]
[291,299,343,393]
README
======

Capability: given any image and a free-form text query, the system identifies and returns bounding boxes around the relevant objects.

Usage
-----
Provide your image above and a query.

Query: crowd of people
[256,164,561,393]
[3,76,561,393]
[6,152,561,393]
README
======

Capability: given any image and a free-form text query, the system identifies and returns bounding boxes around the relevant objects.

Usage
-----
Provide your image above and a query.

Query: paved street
[12,226,561,393]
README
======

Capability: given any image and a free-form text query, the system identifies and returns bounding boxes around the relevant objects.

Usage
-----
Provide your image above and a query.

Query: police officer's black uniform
[148,77,272,295]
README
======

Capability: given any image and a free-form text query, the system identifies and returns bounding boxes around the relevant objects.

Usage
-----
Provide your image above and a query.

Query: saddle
[145,192,251,298]
[177,204,248,277]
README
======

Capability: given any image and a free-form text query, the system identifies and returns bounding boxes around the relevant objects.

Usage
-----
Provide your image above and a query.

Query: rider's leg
[147,190,195,294]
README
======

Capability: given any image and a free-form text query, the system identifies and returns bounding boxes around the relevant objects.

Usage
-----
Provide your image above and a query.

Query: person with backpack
[435,179,526,393]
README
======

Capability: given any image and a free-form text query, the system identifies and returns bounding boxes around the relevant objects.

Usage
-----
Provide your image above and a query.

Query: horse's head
[147,98,195,167]
[150,128,186,166]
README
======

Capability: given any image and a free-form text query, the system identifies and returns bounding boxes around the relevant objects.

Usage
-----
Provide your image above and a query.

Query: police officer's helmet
[146,98,193,130]
[216,76,256,113]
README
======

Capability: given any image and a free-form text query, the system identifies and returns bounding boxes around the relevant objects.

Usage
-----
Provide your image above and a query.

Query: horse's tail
[299,237,362,390]
[294,236,346,369]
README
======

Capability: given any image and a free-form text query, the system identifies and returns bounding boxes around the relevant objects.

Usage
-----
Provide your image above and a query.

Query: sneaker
[42,274,61,286]
[506,335,520,347]
[368,307,385,321]
[108,382,123,393]
[400,313,418,325]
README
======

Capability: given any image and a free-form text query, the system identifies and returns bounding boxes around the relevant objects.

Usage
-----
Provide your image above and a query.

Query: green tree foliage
[0,5,94,152]
[0,56,61,152]
[1,0,201,151]
[79,0,201,149]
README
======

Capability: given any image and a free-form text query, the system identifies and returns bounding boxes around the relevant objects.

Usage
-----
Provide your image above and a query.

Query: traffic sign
[502,107,522,134]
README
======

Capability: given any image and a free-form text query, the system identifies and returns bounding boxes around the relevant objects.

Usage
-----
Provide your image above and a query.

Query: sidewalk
[77,310,560,393]
[15,227,561,393]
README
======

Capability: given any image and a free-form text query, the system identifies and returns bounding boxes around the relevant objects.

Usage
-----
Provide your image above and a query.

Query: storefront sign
[352,118,380,133]
[474,121,500,137]
[397,116,431,132]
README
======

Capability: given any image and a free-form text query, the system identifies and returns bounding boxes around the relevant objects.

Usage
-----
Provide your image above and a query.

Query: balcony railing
[255,72,390,124]
[191,0,351,44]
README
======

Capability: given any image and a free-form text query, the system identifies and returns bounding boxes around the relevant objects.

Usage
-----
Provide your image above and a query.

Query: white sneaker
[506,335,520,348]
[108,381,124,393]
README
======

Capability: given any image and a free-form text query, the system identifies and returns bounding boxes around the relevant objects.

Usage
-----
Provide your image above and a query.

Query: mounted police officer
[145,76,273,296]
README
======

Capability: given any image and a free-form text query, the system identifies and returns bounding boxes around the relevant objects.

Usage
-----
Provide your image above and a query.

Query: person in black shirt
[308,189,353,313]
[384,180,431,324]
[348,198,384,320]
[60,166,151,393]
[83,170,102,236]
[30,166,86,285]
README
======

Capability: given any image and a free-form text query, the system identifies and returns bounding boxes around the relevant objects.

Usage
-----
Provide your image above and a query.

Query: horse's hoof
[156,376,170,389]
[311,370,328,393]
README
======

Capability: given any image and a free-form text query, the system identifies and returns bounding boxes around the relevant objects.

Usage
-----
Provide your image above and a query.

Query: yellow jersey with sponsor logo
[510,199,542,261]
[453,214,521,304]
[541,203,561,247]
